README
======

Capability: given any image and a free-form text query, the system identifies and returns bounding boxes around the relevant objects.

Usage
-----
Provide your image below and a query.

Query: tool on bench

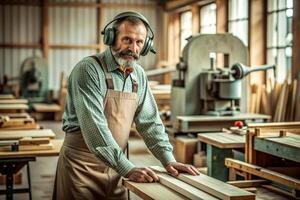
[0,140,19,151]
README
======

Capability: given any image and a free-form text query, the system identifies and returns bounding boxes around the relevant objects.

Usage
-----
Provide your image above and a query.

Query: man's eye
[137,41,144,46]
[123,38,130,43]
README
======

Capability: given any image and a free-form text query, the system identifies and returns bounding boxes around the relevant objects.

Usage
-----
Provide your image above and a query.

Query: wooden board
[198,132,245,149]
[150,166,255,200]
[0,94,15,100]
[0,139,63,158]
[0,143,53,151]
[32,103,61,112]
[176,113,270,132]
[0,113,30,119]
[0,129,55,140]
[0,99,28,104]
[227,179,270,188]
[156,172,218,200]
[123,180,188,200]
[0,104,29,110]
[225,158,300,190]
[19,137,50,145]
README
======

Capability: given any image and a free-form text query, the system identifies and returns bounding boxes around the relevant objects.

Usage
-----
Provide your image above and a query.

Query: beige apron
[52,54,139,200]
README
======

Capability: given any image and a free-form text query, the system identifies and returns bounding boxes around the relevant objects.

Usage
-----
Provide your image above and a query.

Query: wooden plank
[0,139,62,158]
[0,129,55,140]
[19,137,50,145]
[0,104,29,110]
[0,143,53,151]
[0,99,28,104]
[225,158,300,190]
[290,79,297,120]
[0,94,15,99]
[150,166,255,200]
[156,172,218,200]
[0,113,30,119]
[198,132,245,149]
[227,179,270,188]
[32,103,61,112]
[0,123,40,130]
[123,180,188,200]
[247,121,300,129]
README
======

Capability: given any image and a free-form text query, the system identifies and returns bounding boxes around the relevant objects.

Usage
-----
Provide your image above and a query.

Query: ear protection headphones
[101,11,156,56]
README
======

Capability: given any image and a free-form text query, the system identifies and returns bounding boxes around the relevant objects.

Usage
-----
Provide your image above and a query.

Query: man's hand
[165,162,200,176]
[126,167,159,183]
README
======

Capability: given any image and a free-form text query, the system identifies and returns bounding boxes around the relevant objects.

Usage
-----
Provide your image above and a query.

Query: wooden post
[249,0,267,85]
[216,0,228,33]
[41,0,49,59]
[191,5,200,34]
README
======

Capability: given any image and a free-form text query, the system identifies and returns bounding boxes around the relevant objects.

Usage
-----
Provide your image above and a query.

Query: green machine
[171,34,275,129]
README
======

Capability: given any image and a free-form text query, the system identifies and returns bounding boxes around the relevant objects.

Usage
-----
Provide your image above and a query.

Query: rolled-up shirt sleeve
[134,72,176,166]
[70,60,134,177]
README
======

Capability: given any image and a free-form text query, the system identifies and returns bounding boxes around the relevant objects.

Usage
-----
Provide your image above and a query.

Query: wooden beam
[47,2,155,9]
[164,0,213,12]
[0,44,41,49]
[216,0,228,33]
[191,5,200,34]
[225,158,300,190]
[292,0,300,79]
[227,179,270,188]
[49,44,101,49]
[42,0,49,59]
[249,0,267,84]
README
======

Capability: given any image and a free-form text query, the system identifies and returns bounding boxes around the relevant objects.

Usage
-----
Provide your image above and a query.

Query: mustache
[116,50,139,60]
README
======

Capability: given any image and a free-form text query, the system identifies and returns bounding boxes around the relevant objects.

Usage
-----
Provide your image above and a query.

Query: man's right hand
[126,167,159,183]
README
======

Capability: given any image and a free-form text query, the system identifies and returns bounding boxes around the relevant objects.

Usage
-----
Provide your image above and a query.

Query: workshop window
[267,0,293,83]
[200,3,216,33]
[180,11,192,51]
[228,0,249,46]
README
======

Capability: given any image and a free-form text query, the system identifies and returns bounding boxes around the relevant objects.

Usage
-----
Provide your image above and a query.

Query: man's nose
[128,42,138,53]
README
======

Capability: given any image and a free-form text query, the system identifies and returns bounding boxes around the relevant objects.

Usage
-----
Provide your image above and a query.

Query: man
[53,11,199,200]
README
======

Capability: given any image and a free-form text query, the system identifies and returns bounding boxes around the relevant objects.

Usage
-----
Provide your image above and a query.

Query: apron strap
[90,55,114,90]
[129,74,138,93]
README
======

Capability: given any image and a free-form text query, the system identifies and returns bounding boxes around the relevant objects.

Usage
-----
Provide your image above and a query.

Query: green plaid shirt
[62,48,175,176]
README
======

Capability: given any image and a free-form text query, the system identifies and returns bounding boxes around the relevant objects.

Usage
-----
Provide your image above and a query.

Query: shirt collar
[103,47,120,72]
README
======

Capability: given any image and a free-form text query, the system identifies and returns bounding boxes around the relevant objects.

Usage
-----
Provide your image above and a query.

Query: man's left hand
[165,162,200,176]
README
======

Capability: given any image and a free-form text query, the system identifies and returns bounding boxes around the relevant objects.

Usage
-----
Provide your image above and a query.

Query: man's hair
[112,16,148,34]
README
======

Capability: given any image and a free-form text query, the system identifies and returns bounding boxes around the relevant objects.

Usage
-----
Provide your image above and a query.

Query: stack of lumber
[0,114,39,130]
[124,166,255,200]
[0,129,55,151]
[225,122,300,199]
[249,78,298,122]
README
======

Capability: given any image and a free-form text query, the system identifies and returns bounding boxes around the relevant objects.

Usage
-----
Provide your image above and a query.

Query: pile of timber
[0,129,55,151]
[249,78,298,122]
[0,113,39,130]
[124,166,255,200]
[225,122,300,199]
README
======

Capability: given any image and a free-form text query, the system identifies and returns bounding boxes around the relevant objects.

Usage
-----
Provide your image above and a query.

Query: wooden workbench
[0,94,15,100]
[0,104,29,113]
[176,113,271,133]
[0,99,28,104]
[198,132,245,181]
[0,139,63,200]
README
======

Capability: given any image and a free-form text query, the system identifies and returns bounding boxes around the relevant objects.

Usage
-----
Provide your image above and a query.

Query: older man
[53,11,199,200]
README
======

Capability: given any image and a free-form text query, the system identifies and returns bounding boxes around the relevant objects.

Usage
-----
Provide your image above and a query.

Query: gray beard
[111,48,137,67]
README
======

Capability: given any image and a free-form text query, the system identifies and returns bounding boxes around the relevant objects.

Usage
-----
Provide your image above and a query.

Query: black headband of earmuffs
[101,11,156,56]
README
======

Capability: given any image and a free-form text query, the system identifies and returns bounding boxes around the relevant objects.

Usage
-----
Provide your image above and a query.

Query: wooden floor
[0,121,291,200]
